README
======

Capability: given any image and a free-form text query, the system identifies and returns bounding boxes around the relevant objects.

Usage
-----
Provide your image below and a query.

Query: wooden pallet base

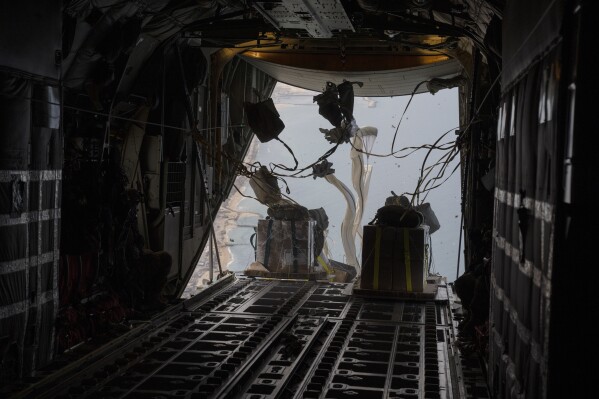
[353,275,441,300]
[244,270,328,280]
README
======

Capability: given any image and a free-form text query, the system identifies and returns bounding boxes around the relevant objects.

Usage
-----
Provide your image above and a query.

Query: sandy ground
[183,139,260,297]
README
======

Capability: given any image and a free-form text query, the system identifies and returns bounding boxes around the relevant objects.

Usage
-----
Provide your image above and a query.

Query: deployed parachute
[350,126,378,240]
[311,79,376,269]
[313,80,363,129]
[357,126,377,156]
[244,98,285,143]
[324,173,359,268]
[249,166,282,206]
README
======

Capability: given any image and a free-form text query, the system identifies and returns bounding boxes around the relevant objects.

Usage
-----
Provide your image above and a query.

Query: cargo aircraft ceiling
[197,30,465,95]
[241,54,461,96]
[178,0,497,96]
[238,35,462,95]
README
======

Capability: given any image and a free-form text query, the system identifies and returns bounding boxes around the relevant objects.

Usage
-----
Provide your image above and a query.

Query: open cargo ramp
[15,276,488,399]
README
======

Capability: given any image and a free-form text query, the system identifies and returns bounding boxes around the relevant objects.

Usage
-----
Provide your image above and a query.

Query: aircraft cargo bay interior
[0,1,594,398]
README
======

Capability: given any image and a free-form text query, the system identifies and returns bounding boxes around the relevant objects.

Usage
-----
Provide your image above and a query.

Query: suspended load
[313,82,343,128]
[414,202,441,234]
[337,80,362,121]
[318,125,353,144]
[250,204,320,277]
[384,193,440,234]
[358,194,438,296]
[313,80,363,129]
[254,217,316,275]
[247,167,327,277]
[244,98,285,143]
[249,166,283,206]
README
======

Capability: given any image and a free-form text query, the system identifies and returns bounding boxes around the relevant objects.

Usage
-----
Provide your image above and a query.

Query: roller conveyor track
[16,276,489,399]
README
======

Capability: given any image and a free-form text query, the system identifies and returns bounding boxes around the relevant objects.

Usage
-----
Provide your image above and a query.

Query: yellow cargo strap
[317,255,332,275]
[403,229,412,292]
[374,227,382,290]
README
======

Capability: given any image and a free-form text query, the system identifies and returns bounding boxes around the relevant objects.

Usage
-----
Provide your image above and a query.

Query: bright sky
[247,82,463,279]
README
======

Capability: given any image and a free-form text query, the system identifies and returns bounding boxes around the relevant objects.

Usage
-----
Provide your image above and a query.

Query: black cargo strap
[263,219,274,271]
[290,221,298,273]
[271,137,299,172]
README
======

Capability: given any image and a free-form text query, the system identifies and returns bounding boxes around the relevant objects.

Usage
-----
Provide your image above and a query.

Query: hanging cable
[269,137,299,173]
[390,80,429,158]
[456,212,464,280]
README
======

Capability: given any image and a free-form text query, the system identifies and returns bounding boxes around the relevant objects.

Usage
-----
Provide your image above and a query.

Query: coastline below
[183,138,261,297]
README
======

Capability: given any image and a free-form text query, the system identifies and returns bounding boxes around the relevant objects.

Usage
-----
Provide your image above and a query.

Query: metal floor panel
[18,277,488,399]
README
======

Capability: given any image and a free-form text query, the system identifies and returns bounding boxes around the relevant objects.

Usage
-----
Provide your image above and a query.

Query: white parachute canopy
[350,126,378,241]
[324,174,360,268]
[356,126,378,157]
[318,124,377,270]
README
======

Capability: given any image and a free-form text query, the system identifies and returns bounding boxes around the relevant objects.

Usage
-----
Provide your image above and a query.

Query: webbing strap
[373,227,382,290]
[263,219,274,271]
[403,229,413,292]
[317,255,332,274]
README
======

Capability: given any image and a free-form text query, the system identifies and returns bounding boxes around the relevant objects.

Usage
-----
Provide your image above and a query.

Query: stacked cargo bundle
[244,168,330,278]
[254,218,316,275]
[361,225,430,293]
[357,196,439,298]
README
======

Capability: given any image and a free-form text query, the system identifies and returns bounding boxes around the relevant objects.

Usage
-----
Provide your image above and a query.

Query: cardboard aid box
[256,219,315,273]
[361,225,429,292]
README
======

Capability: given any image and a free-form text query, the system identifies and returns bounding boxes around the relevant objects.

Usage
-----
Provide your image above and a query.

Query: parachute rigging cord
[270,137,299,172]
[244,78,459,187]
[13,87,458,201]
[258,79,457,179]
[350,126,377,245]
